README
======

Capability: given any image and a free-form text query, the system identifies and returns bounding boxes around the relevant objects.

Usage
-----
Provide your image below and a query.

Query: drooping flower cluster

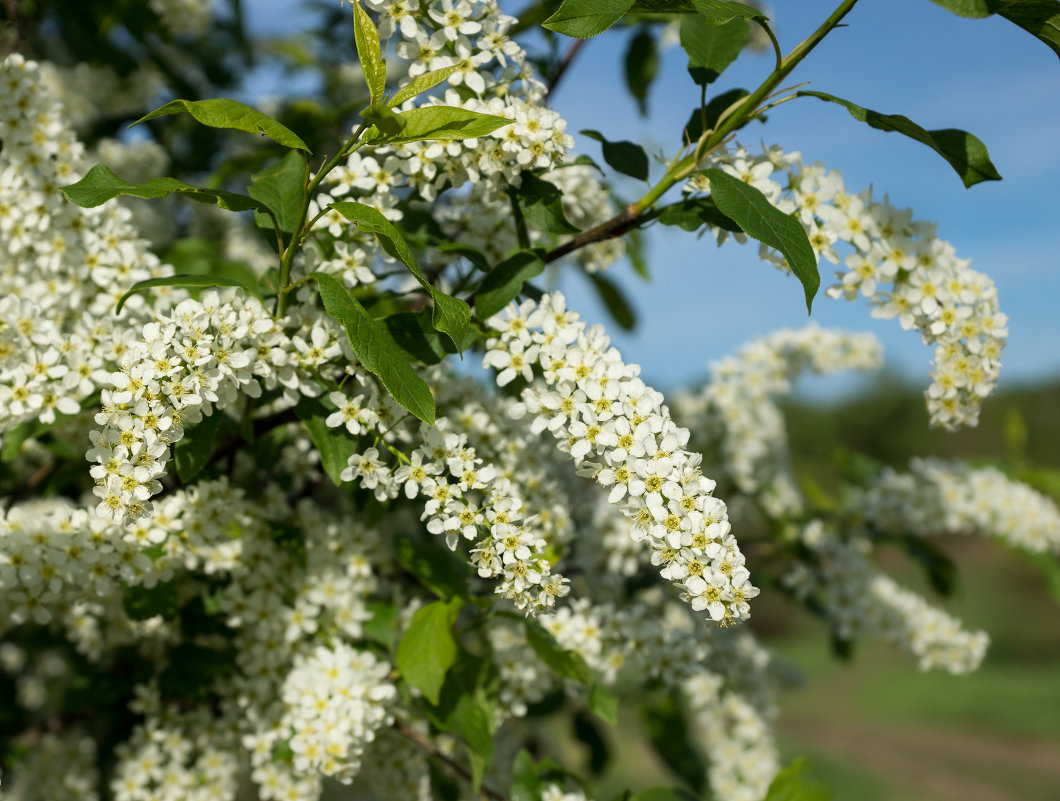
[0,55,169,446]
[325,379,569,613]
[484,293,758,624]
[857,457,1060,554]
[687,144,1008,430]
[675,324,883,516]
[783,521,989,674]
[86,289,311,525]
[279,642,396,782]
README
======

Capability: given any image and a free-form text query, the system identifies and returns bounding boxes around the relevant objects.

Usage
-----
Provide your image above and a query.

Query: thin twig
[545,39,586,103]
[393,722,509,801]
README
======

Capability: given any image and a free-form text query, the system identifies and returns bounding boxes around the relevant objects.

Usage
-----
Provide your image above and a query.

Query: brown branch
[545,39,586,103]
[393,722,509,801]
[3,459,59,511]
[544,203,641,264]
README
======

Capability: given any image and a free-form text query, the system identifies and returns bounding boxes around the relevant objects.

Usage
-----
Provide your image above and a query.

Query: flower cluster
[675,324,883,516]
[484,293,758,624]
[279,642,396,782]
[0,55,167,447]
[326,382,569,613]
[688,144,1008,430]
[783,521,989,674]
[857,457,1060,554]
[86,289,310,525]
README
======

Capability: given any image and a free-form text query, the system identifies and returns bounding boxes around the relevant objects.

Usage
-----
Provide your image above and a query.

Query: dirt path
[781,716,1060,801]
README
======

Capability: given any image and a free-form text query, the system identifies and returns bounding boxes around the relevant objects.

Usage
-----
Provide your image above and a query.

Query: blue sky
[242,0,1060,395]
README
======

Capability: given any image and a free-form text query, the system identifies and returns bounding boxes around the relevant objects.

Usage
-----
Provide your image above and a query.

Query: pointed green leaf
[352,0,386,104]
[389,65,459,107]
[396,599,462,705]
[163,238,261,297]
[294,396,362,485]
[62,165,273,217]
[927,0,989,15]
[363,105,513,145]
[683,88,750,143]
[703,168,819,313]
[248,150,308,234]
[542,0,636,38]
[625,29,659,116]
[589,272,637,330]
[475,249,547,320]
[929,0,1060,60]
[525,620,594,684]
[589,683,618,725]
[796,90,1002,188]
[359,103,407,135]
[312,272,436,424]
[132,98,310,152]
[116,274,259,314]
[514,172,581,235]
[580,129,650,181]
[656,196,741,232]
[173,411,223,482]
[423,649,498,791]
[691,0,766,24]
[680,14,749,85]
[327,201,471,349]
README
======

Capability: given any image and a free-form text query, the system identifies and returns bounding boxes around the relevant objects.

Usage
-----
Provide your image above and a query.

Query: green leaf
[132,98,310,152]
[475,249,547,320]
[690,0,766,24]
[173,411,223,483]
[589,272,637,330]
[294,396,362,485]
[588,683,618,725]
[680,14,749,85]
[763,758,832,801]
[62,164,273,216]
[511,750,542,801]
[115,274,258,314]
[514,172,581,235]
[655,196,741,232]
[360,103,407,135]
[352,0,386,104]
[929,0,1060,60]
[123,581,179,621]
[312,272,436,424]
[542,0,636,38]
[525,620,594,684]
[396,599,462,705]
[327,201,472,350]
[423,649,498,791]
[389,65,459,107]
[927,0,989,15]
[642,695,707,793]
[703,168,819,313]
[580,129,650,181]
[683,88,750,143]
[363,601,400,650]
[363,105,513,144]
[384,311,451,365]
[394,531,473,599]
[248,150,308,234]
[796,91,1002,188]
[625,29,659,116]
